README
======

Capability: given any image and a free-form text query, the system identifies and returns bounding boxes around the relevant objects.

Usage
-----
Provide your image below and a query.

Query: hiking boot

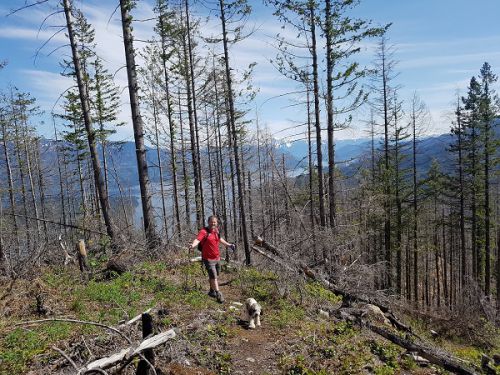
[216,291,224,303]
[208,289,217,298]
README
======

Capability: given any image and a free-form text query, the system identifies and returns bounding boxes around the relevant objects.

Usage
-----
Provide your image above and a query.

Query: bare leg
[209,277,219,291]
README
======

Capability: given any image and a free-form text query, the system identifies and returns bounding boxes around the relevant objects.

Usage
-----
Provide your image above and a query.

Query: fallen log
[253,236,283,257]
[298,262,417,338]
[122,308,153,326]
[365,321,479,375]
[78,329,176,374]
[251,246,295,272]
[252,237,479,374]
[254,237,416,339]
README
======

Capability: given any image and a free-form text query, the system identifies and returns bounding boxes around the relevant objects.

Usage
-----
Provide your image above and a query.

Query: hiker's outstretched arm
[220,238,232,247]
[189,239,200,249]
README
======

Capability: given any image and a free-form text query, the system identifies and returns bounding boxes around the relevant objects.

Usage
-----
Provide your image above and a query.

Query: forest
[0,0,499,374]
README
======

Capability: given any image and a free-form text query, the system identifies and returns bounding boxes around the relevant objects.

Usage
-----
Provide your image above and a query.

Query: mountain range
[30,121,498,196]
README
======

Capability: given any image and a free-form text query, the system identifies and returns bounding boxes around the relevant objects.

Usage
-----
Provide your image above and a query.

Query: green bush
[304,282,341,305]
[270,300,305,329]
[369,340,400,370]
[238,267,277,302]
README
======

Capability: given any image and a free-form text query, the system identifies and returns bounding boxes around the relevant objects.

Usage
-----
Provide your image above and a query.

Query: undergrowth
[1,259,498,374]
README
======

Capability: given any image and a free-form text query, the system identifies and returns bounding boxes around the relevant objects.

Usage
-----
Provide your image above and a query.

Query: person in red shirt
[189,215,234,303]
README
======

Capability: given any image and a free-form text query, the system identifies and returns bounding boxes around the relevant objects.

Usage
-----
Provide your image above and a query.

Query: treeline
[361,59,500,313]
[0,0,498,319]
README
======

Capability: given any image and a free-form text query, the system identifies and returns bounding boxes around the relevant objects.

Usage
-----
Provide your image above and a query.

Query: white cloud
[21,69,73,108]
[0,26,67,43]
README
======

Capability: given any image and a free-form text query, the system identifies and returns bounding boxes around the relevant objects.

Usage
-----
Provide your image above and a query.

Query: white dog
[242,298,262,329]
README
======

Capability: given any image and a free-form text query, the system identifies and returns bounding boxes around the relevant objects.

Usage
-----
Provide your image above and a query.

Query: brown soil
[227,324,282,375]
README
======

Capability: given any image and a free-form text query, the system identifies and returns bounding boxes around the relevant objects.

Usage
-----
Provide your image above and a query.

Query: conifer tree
[322,0,388,227]
[90,57,124,196]
[477,62,499,296]
[462,76,484,289]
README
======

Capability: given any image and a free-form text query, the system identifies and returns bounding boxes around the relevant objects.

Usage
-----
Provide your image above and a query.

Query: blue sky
[0,0,499,142]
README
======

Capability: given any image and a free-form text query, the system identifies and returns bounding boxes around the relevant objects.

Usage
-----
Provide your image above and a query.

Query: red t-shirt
[197,228,220,261]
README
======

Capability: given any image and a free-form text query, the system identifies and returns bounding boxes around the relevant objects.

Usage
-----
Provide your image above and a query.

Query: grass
[269,299,306,329]
[0,264,178,374]
[369,340,401,371]
[304,282,342,305]
[0,322,72,374]
[237,267,278,302]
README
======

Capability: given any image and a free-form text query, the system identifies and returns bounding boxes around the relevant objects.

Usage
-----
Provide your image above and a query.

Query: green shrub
[270,300,305,329]
[369,340,400,369]
[214,351,231,374]
[238,267,277,302]
[304,282,341,305]
[280,354,329,375]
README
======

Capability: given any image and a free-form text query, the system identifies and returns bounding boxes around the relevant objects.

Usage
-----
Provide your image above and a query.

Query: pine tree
[477,62,499,297]
[89,57,124,196]
[322,0,388,228]
[462,76,484,289]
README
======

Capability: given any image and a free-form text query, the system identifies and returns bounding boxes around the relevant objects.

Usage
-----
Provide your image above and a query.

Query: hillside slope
[0,250,497,374]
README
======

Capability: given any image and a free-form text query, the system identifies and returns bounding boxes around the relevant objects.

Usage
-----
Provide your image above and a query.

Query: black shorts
[203,259,220,280]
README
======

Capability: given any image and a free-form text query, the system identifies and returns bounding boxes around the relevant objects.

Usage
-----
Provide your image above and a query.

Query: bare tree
[119,0,158,248]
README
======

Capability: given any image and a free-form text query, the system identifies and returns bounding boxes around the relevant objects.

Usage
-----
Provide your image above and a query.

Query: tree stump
[77,239,89,273]
[136,313,155,375]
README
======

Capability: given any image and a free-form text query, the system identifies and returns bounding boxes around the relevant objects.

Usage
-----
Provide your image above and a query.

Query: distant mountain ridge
[278,134,455,176]
[30,123,497,195]
[278,120,499,178]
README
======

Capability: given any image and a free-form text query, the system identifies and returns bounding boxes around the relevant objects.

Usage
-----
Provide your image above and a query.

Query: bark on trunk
[63,0,118,249]
[309,3,326,228]
[219,0,251,264]
[119,0,158,248]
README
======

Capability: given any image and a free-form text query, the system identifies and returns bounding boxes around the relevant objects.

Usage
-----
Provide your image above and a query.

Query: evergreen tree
[89,57,124,196]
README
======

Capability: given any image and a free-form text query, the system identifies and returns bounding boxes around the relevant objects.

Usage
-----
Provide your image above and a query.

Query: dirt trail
[228,324,282,375]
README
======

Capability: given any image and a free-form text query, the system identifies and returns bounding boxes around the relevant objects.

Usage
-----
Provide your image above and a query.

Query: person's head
[207,215,218,230]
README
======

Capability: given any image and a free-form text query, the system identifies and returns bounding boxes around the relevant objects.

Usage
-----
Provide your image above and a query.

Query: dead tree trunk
[77,239,88,272]
[119,0,158,248]
[219,0,251,264]
[34,138,49,242]
[178,88,191,227]
[180,17,202,228]
[62,0,118,249]
[159,23,181,237]
[309,3,326,228]
[184,0,205,224]
[0,115,19,249]
[136,313,155,375]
